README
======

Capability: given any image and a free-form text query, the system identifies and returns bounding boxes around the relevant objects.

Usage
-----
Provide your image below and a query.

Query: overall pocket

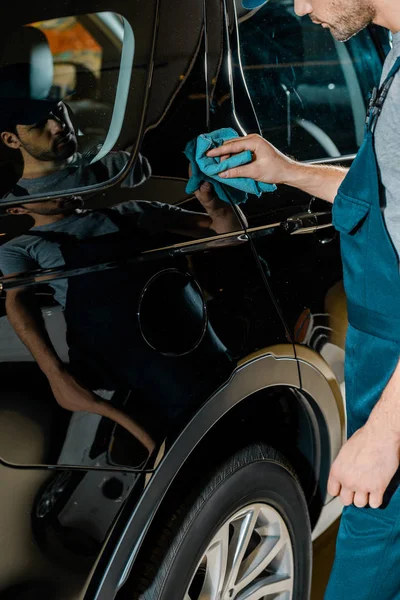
[333,192,371,308]
[332,192,370,235]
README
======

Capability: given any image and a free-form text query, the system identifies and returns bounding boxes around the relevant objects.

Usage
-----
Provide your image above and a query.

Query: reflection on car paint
[0,0,387,597]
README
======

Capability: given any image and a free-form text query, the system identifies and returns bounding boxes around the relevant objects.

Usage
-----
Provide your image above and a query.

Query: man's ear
[6,206,29,215]
[1,131,21,150]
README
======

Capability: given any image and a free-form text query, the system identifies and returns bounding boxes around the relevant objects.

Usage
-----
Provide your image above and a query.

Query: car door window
[107,0,246,242]
[0,11,137,201]
[33,14,121,154]
[236,0,384,160]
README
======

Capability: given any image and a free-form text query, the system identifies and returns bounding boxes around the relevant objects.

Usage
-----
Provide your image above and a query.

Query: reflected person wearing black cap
[0,26,149,198]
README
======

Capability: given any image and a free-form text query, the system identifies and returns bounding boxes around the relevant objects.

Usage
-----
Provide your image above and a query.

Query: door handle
[281,211,332,235]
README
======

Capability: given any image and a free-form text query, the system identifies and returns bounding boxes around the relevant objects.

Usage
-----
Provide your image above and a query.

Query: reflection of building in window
[31,17,102,98]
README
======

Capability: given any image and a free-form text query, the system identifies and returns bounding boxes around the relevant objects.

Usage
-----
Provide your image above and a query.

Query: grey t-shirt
[3,151,151,199]
[0,201,191,307]
[374,31,400,260]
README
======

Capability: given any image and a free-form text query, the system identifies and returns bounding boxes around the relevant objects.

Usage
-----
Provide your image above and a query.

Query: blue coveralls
[324,58,400,599]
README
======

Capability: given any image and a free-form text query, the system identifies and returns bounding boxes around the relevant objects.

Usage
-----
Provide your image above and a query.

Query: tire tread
[123,442,308,599]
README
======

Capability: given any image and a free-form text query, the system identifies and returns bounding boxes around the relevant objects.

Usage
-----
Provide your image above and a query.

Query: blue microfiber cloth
[184,127,276,205]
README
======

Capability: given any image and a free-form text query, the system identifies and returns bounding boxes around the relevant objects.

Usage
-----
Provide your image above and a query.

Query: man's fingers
[194,181,217,203]
[219,165,252,180]
[199,181,213,193]
[369,492,384,509]
[207,137,256,157]
[353,491,369,508]
[340,487,355,506]
[327,474,341,497]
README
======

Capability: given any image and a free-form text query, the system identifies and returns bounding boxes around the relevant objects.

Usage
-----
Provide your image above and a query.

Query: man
[208,0,400,597]
[0,99,150,198]
[0,182,241,454]
[0,25,150,198]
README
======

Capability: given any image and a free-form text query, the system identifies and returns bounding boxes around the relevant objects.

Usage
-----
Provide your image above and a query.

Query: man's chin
[332,30,357,42]
[54,140,78,162]
[330,22,370,42]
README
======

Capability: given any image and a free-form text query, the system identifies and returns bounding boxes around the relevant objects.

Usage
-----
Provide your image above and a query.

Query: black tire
[123,443,312,600]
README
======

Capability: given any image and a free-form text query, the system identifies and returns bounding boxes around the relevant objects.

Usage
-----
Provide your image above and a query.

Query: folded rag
[184,127,276,205]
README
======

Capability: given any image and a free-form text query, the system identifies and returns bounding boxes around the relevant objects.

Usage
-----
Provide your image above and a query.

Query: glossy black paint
[0,0,388,598]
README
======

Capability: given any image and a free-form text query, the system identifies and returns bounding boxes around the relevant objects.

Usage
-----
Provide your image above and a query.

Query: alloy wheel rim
[184,502,294,600]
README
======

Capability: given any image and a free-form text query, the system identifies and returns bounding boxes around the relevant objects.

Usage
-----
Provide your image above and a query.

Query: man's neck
[31,212,74,228]
[374,0,400,33]
[21,154,73,180]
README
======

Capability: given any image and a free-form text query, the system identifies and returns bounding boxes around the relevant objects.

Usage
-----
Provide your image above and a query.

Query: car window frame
[233,1,388,164]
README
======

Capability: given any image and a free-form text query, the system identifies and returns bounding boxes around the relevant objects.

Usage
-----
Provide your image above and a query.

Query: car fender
[85,343,343,599]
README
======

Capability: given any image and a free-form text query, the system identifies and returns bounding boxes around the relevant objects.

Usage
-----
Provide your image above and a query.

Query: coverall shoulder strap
[367,56,400,131]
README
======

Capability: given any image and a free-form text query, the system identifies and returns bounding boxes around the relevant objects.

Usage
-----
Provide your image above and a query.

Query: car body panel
[0,0,388,597]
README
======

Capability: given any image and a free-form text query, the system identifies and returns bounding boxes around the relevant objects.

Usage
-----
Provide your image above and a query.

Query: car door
[0,1,296,598]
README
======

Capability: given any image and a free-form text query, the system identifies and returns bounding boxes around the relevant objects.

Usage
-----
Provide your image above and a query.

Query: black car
[0,1,389,599]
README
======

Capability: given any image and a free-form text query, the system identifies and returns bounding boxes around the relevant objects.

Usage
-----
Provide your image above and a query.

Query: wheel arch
[86,345,343,600]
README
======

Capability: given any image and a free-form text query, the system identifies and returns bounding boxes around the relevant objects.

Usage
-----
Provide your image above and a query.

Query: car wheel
[125,443,312,600]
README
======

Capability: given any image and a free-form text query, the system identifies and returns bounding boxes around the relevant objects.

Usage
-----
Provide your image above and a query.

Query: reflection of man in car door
[0,26,149,198]
[0,93,150,198]
[0,183,240,444]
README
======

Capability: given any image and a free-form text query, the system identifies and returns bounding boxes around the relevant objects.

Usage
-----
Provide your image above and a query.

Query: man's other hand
[194,181,225,212]
[328,422,400,509]
[194,181,247,233]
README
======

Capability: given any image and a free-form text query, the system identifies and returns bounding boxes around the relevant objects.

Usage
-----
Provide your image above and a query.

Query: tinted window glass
[0,13,133,200]
[236,0,383,160]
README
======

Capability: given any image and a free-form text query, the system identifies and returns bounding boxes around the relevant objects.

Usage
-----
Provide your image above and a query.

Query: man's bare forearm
[6,290,64,377]
[6,290,157,449]
[282,161,349,204]
[207,134,349,204]
[367,358,400,437]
